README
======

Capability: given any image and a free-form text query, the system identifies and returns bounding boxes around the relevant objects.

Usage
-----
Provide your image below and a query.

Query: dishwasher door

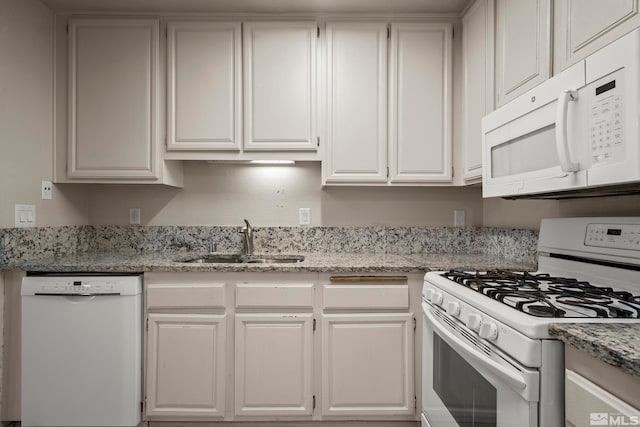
[21,275,142,427]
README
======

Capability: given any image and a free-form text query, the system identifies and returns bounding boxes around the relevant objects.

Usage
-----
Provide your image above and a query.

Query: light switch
[299,208,311,225]
[454,210,465,227]
[15,204,36,227]
[129,208,141,225]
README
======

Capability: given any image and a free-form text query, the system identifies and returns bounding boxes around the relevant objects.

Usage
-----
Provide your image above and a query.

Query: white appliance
[421,217,640,427]
[21,274,143,427]
[482,27,640,199]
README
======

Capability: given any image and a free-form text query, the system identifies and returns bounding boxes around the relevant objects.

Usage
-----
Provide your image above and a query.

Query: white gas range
[421,217,640,427]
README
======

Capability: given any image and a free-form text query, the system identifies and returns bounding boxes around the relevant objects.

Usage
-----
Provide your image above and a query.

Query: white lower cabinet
[146,313,227,418]
[143,272,420,423]
[564,345,640,426]
[321,313,415,416]
[235,313,314,417]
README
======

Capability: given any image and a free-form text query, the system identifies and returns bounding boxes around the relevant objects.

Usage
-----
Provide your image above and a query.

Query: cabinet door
[321,313,414,416]
[554,0,640,73]
[324,22,388,183]
[146,314,226,418]
[235,313,313,416]
[243,22,317,151]
[462,0,495,182]
[68,19,159,179]
[389,23,452,183]
[495,0,551,107]
[167,21,241,151]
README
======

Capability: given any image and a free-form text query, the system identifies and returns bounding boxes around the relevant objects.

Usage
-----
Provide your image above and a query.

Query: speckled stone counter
[0,225,539,265]
[1,251,537,273]
[549,323,640,378]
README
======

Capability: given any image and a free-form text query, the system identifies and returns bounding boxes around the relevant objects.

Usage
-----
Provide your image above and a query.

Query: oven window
[433,333,497,427]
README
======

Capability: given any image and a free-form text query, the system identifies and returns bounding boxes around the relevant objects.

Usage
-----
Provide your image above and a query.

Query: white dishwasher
[21,274,143,427]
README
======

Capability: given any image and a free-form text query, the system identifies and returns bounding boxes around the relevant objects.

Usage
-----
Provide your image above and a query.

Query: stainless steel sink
[183,254,244,264]
[243,255,305,264]
[178,254,305,264]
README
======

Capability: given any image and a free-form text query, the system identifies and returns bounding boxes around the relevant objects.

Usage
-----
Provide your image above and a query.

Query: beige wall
[0,0,89,229]
[483,194,640,229]
[321,185,483,226]
[0,273,3,414]
[87,160,640,229]
[89,162,322,226]
[88,162,484,227]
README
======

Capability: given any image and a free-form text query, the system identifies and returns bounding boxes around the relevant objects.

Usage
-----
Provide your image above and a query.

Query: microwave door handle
[422,303,527,391]
[555,90,580,172]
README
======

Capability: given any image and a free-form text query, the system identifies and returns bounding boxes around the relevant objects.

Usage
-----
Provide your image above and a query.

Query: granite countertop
[0,251,537,273]
[549,323,640,378]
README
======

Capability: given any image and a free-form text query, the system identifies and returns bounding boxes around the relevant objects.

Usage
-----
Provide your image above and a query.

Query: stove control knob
[429,291,443,306]
[424,289,434,300]
[466,314,482,332]
[445,301,460,317]
[479,322,499,341]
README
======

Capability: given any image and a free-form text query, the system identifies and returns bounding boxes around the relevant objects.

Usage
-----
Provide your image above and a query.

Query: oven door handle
[423,303,527,392]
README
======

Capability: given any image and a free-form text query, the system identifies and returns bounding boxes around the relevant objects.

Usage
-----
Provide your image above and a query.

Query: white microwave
[482,28,640,199]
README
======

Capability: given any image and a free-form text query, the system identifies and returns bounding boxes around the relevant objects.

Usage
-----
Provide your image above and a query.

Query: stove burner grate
[441,270,640,319]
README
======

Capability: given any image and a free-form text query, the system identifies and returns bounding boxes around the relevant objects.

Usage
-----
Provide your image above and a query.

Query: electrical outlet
[129,208,141,225]
[15,204,36,227]
[454,210,466,227]
[42,180,52,200]
[299,208,311,225]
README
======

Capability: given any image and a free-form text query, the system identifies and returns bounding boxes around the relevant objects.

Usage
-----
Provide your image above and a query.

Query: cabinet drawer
[235,283,314,309]
[565,369,640,426]
[324,276,409,309]
[147,284,225,309]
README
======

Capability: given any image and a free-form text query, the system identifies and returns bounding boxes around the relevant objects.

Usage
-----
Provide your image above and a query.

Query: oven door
[422,302,540,427]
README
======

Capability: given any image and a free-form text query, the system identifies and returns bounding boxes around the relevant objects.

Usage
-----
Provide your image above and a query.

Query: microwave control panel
[588,69,624,166]
[585,223,640,250]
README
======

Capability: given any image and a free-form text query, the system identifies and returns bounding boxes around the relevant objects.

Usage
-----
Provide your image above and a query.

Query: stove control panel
[585,223,640,250]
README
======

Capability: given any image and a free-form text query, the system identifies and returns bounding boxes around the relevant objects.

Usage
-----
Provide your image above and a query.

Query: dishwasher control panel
[22,275,142,296]
[37,281,116,294]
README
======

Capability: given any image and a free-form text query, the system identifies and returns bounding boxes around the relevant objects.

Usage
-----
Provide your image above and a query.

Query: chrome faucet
[239,219,254,256]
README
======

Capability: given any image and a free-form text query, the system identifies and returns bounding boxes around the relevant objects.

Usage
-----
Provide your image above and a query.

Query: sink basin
[183,254,244,264]
[178,254,305,264]
[243,255,305,264]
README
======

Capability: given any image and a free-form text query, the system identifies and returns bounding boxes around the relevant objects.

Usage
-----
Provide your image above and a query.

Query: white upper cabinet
[324,22,388,183]
[461,0,495,182]
[167,21,241,151]
[495,0,552,107]
[389,22,452,183]
[554,0,640,73]
[324,21,452,185]
[67,18,161,179]
[243,22,317,151]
